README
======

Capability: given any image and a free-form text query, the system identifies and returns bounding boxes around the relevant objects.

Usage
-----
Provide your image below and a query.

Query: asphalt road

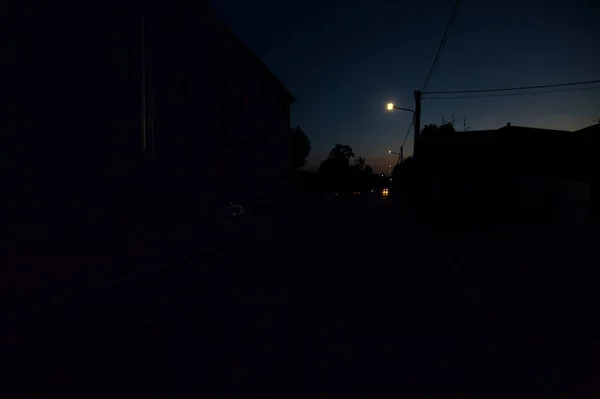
[6,193,600,398]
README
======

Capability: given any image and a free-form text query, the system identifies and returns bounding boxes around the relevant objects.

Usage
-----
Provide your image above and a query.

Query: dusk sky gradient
[210,0,600,173]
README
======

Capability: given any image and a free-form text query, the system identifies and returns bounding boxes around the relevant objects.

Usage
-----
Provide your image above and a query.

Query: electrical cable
[423,79,600,95]
[421,0,462,92]
[393,116,414,165]
[401,116,415,148]
[422,85,600,100]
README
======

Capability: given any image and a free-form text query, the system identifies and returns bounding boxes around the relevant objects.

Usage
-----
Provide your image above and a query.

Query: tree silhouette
[319,144,356,173]
[328,144,355,163]
[351,156,374,176]
[290,126,311,171]
[351,156,376,193]
[318,144,356,192]
[353,157,366,172]
[318,146,378,193]
[318,158,350,177]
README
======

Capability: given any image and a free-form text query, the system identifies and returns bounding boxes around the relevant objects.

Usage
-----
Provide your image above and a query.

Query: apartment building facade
[10,0,295,241]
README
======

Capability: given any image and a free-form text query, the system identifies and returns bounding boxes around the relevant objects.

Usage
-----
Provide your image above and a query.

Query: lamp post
[387,103,415,114]
[386,103,414,163]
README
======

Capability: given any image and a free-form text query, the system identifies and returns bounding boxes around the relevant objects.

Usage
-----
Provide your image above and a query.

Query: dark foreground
[5,193,600,397]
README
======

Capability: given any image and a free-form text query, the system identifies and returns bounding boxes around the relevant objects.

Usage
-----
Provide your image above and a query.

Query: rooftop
[204,1,296,104]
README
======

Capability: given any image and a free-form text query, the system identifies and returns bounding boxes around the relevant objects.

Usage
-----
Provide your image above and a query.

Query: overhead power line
[401,116,415,148]
[423,85,600,100]
[421,0,462,93]
[423,79,600,95]
[390,117,415,165]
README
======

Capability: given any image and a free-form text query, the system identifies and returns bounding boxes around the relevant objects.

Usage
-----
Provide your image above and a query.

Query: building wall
[8,1,294,242]
[420,125,596,223]
[140,0,294,221]
[209,6,293,208]
[421,126,594,183]
[427,174,592,224]
[9,2,146,242]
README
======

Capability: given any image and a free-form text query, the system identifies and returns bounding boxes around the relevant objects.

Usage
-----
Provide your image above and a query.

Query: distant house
[573,123,600,219]
[422,122,594,181]
[420,122,598,222]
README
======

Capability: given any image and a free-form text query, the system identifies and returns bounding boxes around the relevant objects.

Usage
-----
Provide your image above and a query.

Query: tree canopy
[351,157,373,175]
[318,145,375,193]
[328,144,355,163]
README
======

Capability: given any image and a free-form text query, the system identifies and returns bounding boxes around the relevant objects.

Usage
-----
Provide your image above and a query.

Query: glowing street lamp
[386,103,415,114]
[386,103,412,164]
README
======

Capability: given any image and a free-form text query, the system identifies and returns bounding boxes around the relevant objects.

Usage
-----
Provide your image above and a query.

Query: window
[222,76,247,129]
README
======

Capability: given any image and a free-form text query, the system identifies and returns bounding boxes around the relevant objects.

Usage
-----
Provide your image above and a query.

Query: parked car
[216,193,244,223]
[323,192,339,201]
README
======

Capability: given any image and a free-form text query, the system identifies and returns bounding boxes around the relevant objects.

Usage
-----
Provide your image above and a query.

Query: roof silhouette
[203,1,296,104]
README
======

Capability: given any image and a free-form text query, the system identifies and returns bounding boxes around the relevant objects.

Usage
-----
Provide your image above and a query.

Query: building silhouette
[419,122,598,222]
[8,0,296,244]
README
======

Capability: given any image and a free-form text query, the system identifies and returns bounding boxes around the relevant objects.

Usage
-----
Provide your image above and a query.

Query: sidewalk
[5,214,227,311]
[6,192,323,311]
[6,201,298,312]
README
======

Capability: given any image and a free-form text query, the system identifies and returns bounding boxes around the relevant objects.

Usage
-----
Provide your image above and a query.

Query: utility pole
[451,112,456,127]
[141,1,154,156]
[413,89,423,215]
[141,14,146,154]
[414,90,421,159]
[400,145,404,163]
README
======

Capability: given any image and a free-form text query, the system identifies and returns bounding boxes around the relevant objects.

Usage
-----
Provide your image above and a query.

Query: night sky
[210,0,600,173]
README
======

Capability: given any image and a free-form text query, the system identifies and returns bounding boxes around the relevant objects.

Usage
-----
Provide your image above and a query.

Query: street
[8,0,600,396]
[6,192,599,397]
